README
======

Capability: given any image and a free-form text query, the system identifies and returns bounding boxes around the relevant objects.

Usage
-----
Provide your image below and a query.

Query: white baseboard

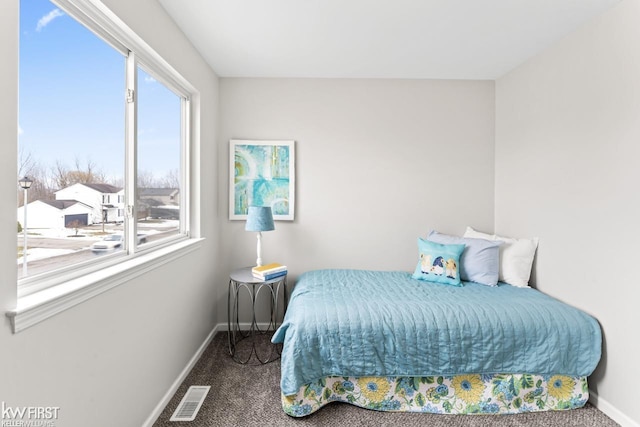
[590,389,639,427]
[142,323,278,427]
[141,325,219,427]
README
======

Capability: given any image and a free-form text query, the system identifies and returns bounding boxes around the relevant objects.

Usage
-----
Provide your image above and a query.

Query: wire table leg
[227,273,287,365]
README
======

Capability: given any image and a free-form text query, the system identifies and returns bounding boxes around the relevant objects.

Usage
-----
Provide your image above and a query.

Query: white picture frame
[229,139,295,220]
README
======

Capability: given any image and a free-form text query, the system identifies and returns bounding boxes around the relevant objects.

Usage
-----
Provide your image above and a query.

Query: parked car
[90,233,147,253]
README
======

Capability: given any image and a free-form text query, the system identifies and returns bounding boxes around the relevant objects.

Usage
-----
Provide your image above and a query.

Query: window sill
[6,238,204,333]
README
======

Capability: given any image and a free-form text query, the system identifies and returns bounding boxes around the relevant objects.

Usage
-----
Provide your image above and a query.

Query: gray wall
[0,1,220,426]
[495,0,639,425]
[217,78,496,321]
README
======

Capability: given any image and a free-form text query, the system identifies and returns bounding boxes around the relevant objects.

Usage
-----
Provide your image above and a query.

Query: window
[136,67,182,243]
[17,0,196,296]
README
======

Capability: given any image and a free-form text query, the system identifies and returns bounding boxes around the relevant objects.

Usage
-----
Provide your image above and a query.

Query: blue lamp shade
[245,206,275,232]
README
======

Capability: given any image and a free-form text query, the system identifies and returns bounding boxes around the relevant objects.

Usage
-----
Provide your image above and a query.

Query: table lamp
[245,206,275,267]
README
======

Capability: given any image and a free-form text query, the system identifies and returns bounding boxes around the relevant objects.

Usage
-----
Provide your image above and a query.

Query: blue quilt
[272,269,601,396]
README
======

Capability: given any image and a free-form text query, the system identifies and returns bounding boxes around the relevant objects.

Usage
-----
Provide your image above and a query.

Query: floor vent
[169,385,211,422]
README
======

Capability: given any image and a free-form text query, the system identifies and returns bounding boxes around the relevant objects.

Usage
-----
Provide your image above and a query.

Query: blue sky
[19,0,181,184]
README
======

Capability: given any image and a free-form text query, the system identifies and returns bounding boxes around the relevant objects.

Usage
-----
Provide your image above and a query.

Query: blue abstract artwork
[230,140,295,220]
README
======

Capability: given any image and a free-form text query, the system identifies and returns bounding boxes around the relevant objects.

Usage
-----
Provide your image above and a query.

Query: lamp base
[256,232,263,267]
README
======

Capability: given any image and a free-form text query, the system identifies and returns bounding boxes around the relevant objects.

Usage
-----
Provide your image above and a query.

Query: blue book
[254,270,287,281]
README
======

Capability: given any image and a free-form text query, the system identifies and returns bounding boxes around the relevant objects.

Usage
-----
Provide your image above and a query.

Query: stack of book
[252,263,287,280]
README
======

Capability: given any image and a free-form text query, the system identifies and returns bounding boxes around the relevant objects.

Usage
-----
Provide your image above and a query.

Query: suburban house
[17,199,94,230]
[139,188,180,206]
[18,184,179,230]
[54,183,125,224]
[17,183,124,230]
[2,1,639,427]
[138,188,180,219]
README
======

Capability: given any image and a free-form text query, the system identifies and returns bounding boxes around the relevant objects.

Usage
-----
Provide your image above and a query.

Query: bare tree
[52,158,105,190]
[137,169,180,189]
[26,164,54,202]
[137,170,156,189]
[107,175,124,188]
[159,169,180,189]
[18,151,178,210]
[18,146,36,178]
[66,219,84,236]
[18,148,54,205]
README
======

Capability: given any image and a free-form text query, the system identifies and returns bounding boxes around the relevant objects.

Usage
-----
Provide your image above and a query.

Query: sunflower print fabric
[282,374,588,417]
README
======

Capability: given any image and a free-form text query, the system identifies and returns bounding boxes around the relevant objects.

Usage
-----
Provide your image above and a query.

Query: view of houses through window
[18,0,184,283]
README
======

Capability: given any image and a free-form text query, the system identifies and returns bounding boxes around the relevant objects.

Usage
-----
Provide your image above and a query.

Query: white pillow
[463,226,538,288]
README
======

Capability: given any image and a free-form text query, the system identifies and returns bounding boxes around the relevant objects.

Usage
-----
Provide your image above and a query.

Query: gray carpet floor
[153,332,619,426]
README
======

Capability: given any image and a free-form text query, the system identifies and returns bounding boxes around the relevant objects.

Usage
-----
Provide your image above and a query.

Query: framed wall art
[229,139,295,220]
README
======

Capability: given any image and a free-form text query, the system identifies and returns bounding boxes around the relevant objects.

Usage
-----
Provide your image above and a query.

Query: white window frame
[8,0,203,333]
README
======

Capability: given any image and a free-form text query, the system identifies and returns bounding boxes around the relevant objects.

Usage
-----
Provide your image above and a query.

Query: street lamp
[19,176,33,277]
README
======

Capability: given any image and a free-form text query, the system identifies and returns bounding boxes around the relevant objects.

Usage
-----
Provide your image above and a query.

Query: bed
[271,269,601,417]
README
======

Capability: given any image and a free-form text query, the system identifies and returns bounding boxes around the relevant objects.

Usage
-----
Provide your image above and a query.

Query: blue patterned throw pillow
[412,238,466,286]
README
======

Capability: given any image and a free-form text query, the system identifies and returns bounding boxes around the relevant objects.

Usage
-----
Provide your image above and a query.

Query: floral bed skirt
[282,373,589,417]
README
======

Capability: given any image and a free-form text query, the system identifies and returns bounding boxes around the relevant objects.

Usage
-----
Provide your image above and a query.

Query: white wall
[495,0,640,425]
[217,78,495,321]
[0,1,219,426]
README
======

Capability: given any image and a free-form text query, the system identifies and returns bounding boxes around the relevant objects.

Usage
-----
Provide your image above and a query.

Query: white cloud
[36,9,64,32]
[144,76,157,84]
[18,125,24,136]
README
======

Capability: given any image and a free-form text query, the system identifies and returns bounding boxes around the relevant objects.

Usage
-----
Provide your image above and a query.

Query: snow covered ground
[17,248,75,265]
[17,220,179,265]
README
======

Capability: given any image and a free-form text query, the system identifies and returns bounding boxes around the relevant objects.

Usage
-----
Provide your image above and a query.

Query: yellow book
[252,263,286,274]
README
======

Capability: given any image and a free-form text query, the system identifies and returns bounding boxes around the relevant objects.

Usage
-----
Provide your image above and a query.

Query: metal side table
[227,267,288,364]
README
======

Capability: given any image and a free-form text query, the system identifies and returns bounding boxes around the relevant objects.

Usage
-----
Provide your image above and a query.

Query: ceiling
[158,0,620,80]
